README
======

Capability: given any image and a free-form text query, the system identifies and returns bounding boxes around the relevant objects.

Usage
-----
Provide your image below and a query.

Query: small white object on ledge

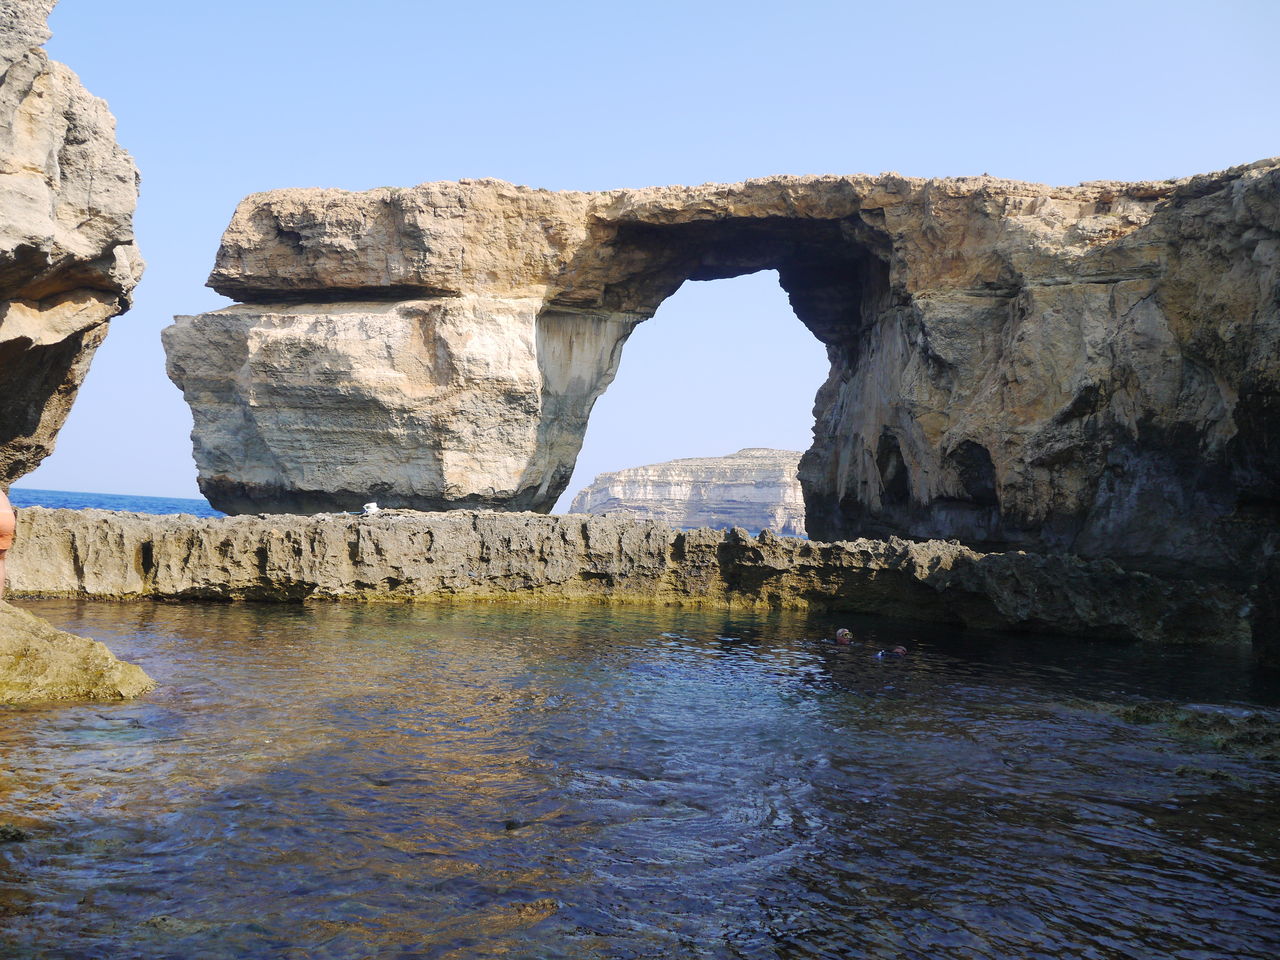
[362,502,380,516]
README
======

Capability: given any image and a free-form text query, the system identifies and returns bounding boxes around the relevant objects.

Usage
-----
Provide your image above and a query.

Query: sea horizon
[8,486,224,519]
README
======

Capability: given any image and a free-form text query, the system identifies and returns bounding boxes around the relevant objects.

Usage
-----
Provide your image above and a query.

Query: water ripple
[1,600,1278,959]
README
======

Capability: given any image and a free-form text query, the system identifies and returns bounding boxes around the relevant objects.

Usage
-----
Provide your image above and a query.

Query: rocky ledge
[0,600,154,703]
[569,448,807,537]
[5,508,1259,651]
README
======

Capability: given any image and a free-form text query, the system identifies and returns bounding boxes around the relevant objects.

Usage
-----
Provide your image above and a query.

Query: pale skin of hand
[0,488,14,601]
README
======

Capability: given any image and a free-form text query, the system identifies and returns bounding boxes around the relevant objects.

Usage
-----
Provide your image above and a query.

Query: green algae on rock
[0,600,154,703]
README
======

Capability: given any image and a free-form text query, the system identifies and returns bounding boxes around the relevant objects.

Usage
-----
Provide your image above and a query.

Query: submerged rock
[164,161,1279,587]
[569,448,806,536]
[5,506,1254,647]
[0,600,154,703]
[1118,700,1280,758]
[0,0,143,485]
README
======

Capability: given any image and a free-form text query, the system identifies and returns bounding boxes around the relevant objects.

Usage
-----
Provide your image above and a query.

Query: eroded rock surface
[6,507,1254,647]
[570,448,806,536]
[0,599,154,703]
[0,0,143,484]
[165,161,1278,582]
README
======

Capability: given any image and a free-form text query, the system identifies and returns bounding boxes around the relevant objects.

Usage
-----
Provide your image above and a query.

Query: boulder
[0,0,143,485]
[165,162,1278,584]
[570,448,806,536]
[0,599,154,703]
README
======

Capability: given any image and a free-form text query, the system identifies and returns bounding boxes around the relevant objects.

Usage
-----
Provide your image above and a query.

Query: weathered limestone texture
[0,0,143,484]
[0,599,154,703]
[570,448,806,536]
[165,160,1278,583]
[6,507,1254,647]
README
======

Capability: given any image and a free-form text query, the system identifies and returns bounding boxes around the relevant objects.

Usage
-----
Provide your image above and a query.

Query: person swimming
[834,628,853,645]
[0,488,15,601]
[876,646,909,659]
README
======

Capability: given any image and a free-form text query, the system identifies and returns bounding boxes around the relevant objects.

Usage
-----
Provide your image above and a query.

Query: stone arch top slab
[208,171,1174,321]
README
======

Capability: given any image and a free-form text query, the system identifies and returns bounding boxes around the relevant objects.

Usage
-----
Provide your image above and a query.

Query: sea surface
[7,487,223,518]
[2,601,1278,959]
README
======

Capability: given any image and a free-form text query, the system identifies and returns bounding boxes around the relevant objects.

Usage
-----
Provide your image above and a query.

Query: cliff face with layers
[0,0,143,485]
[570,448,807,536]
[165,160,1279,582]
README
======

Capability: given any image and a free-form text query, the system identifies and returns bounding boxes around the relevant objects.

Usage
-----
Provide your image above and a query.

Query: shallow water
[2,600,1278,959]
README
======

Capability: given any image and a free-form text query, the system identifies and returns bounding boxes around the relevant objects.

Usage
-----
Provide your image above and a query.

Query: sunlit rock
[570,448,806,536]
[0,0,143,485]
[0,600,154,703]
[5,506,1256,648]
[165,161,1279,583]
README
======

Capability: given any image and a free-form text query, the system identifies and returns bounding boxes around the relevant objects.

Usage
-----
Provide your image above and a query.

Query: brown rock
[0,599,154,703]
[5,506,1252,647]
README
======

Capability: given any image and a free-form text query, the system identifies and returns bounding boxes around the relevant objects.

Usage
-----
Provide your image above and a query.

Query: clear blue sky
[20,0,1278,508]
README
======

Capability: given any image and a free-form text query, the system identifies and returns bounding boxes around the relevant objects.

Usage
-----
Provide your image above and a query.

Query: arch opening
[552,269,829,524]
[537,215,896,537]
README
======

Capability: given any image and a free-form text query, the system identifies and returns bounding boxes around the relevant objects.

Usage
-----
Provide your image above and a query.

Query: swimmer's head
[835,628,852,645]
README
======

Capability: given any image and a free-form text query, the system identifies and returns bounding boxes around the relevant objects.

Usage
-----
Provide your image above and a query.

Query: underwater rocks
[165,162,1278,587]
[569,448,807,537]
[0,599,154,703]
[5,507,1255,647]
[0,0,143,485]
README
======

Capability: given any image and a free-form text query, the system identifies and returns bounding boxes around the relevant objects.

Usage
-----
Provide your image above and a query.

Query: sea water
[2,600,1278,959]
[7,487,223,518]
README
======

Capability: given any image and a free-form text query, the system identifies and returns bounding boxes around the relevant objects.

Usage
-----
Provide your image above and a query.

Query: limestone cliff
[569,448,806,536]
[0,600,154,703]
[165,161,1278,582]
[0,0,143,485]
[5,507,1255,649]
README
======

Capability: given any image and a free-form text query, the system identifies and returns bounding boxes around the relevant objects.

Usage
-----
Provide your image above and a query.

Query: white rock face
[0,0,143,484]
[570,448,806,536]
[164,299,635,513]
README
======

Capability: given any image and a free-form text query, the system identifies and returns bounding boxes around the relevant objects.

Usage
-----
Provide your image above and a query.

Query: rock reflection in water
[1,600,1278,959]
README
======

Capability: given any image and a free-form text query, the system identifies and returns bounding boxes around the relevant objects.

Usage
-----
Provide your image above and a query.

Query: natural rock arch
[164,162,1280,581]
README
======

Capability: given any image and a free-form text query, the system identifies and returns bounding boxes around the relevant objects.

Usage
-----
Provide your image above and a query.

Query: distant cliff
[569,449,806,536]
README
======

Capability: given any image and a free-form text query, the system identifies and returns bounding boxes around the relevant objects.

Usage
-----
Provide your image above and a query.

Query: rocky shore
[6,507,1255,647]
[0,600,154,703]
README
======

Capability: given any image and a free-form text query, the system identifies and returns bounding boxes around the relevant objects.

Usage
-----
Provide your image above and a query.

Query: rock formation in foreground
[0,600,154,703]
[165,160,1277,584]
[0,0,143,485]
[0,1,146,700]
[569,448,806,536]
[6,507,1259,652]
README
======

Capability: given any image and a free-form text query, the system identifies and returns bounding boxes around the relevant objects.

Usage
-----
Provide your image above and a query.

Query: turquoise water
[2,600,1278,958]
[7,487,223,518]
